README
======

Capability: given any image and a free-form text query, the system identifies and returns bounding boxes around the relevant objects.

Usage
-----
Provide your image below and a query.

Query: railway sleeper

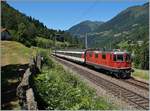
[128,100,148,110]
[122,94,135,98]
[127,96,141,99]
[121,92,131,95]
[139,104,149,109]
[124,94,137,98]
[136,100,149,104]
[140,103,149,107]
[132,98,146,102]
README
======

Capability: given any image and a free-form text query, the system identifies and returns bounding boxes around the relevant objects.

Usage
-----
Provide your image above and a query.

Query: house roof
[1,28,7,32]
[1,28,10,34]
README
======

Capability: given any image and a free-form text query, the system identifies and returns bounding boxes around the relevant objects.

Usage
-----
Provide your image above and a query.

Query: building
[55,34,64,42]
[1,28,12,40]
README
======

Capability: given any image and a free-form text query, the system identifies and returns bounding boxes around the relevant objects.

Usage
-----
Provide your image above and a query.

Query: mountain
[96,2,149,32]
[67,20,104,36]
[90,2,149,48]
[68,3,148,48]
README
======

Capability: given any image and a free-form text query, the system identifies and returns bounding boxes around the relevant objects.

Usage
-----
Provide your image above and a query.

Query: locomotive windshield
[113,53,131,62]
[117,54,124,61]
[113,54,124,62]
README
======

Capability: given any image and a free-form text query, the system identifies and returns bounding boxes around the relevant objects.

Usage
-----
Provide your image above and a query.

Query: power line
[80,0,98,18]
[69,0,98,28]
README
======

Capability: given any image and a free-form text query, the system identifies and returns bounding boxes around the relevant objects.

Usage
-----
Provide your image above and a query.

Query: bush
[36,37,54,48]
[37,50,54,68]
[34,61,115,110]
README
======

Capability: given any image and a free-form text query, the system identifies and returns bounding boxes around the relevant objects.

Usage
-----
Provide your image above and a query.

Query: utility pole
[54,33,56,54]
[110,41,111,50]
[85,33,88,49]
[55,34,56,47]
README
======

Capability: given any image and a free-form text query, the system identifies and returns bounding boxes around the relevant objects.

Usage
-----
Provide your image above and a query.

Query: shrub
[34,62,115,110]
[38,50,54,68]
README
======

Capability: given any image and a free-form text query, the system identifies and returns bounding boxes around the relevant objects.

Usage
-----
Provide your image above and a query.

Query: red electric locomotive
[84,49,132,78]
[54,49,133,78]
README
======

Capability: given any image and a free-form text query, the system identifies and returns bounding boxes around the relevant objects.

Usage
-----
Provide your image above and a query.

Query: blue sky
[7,0,148,30]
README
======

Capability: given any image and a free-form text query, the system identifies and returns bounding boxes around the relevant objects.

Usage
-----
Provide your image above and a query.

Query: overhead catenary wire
[68,0,99,30]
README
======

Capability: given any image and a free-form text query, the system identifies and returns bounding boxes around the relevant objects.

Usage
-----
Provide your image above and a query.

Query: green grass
[1,41,37,89]
[1,41,36,66]
[132,68,149,80]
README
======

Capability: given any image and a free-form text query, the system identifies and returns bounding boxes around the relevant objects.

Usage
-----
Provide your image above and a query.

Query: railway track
[54,56,149,110]
[123,78,149,91]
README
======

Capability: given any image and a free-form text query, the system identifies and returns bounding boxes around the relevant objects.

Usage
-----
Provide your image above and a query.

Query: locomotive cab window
[117,54,124,61]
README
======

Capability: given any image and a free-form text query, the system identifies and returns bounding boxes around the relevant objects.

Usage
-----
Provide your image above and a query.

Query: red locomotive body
[85,50,132,78]
[54,49,133,78]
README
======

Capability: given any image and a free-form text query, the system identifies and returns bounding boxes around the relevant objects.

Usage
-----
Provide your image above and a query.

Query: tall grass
[132,68,149,80]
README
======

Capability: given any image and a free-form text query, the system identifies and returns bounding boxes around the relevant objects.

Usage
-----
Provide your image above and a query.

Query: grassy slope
[1,41,36,66]
[132,68,149,80]
[1,41,36,110]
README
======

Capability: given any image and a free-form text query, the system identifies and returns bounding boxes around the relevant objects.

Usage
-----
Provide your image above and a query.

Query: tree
[17,22,26,42]
[16,23,37,47]
[140,41,149,69]
[133,40,149,70]
[25,23,37,46]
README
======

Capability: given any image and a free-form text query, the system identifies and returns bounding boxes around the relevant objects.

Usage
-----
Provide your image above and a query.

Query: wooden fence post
[36,54,42,72]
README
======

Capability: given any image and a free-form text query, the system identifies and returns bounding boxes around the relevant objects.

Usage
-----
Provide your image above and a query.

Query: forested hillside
[68,20,104,36]
[1,1,80,48]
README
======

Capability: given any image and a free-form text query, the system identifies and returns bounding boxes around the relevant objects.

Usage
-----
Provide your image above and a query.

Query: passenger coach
[54,50,85,63]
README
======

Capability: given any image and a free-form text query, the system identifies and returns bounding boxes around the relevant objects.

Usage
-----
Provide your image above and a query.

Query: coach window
[95,53,98,58]
[102,53,106,59]
[76,53,82,58]
[79,53,82,57]
[66,53,70,56]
